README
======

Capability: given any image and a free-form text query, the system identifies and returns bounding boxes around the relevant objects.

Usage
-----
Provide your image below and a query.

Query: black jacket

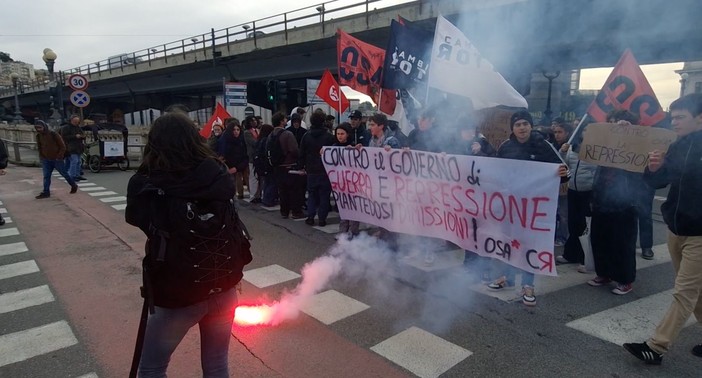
[285,125,307,146]
[350,124,370,146]
[59,123,85,155]
[217,132,248,172]
[299,125,336,175]
[644,130,702,235]
[497,131,560,163]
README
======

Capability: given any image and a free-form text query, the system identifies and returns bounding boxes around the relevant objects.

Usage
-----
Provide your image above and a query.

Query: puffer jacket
[562,146,596,191]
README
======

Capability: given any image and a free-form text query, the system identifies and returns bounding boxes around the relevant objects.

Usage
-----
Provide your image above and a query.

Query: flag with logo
[381,19,433,90]
[586,49,665,126]
[427,15,527,110]
[315,69,350,113]
[337,29,396,114]
[200,103,231,138]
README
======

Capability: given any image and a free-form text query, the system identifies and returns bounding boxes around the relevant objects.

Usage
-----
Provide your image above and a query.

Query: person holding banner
[587,110,643,295]
[624,93,702,365]
[558,130,597,273]
[487,110,568,306]
[299,111,336,227]
[333,122,361,238]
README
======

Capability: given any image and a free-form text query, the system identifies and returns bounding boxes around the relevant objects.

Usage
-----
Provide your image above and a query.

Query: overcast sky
[3,0,683,108]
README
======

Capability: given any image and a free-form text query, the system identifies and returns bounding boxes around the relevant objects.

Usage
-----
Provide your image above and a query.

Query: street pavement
[1,164,700,378]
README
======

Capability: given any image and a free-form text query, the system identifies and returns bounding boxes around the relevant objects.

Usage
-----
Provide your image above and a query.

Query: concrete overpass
[4,0,702,120]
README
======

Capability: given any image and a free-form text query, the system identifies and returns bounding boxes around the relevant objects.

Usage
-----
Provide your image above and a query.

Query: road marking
[654,195,666,201]
[2,216,12,224]
[0,200,3,205]
[468,243,672,302]
[0,227,20,237]
[80,186,107,192]
[111,204,127,211]
[371,326,472,378]
[0,241,28,257]
[88,191,118,197]
[0,260,39,280]
[243,264,301,288]
[566,289,695,345]
[301,290,369,325]
[0,208,7,214]
[0,285,55,314]
[76,373,99,378]
[0,321,78,367]
[100,196,127,203]
[76,182,96,187]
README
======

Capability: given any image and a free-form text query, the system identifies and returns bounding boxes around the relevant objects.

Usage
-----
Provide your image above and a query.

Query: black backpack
[143,190,253,309]
[253,136,272,177]
[266,129,285,168]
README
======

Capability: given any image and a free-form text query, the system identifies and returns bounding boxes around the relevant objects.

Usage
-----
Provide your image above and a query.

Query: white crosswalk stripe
[0,260,39,280]
[0,241,28,257]
[111,204,127,211]
[0,285,55,314]
[88,191,118,197]
[80,186,107,192]
[0,227,20,238]
[0,321,79,367]
[100,196,127,203]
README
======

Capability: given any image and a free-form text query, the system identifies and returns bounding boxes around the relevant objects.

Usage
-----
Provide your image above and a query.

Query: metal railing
[3,0,416,97]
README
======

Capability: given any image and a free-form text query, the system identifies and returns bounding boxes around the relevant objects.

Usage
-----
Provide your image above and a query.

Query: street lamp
[42,48,62,126]
[10,72,23,123]
[542,70,561,126]
[680,72,689,97]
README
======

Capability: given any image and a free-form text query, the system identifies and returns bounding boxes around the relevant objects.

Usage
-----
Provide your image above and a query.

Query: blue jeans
[41,159,76,194]
[306,174,332,221]
[64,153,81,179]
[492,260,535,287]
[261,174,278,206]
[139,288,238,378]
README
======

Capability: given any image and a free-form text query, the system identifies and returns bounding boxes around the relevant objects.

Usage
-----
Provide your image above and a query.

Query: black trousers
[591,207,637,284]
[562,190,592,264]
[274,167,305,217]
[635,184,655,249]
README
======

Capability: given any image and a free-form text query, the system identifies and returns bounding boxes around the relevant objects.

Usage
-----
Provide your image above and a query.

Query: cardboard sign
[578,123,676,172]
[322,147,561,276]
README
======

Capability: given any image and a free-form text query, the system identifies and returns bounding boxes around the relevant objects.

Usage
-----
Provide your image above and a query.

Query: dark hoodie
[497,130,560,163]
[217,129,248,172]
[299,124,336,175]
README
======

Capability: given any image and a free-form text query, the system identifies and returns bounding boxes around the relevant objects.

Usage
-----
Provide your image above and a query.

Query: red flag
[200,103,231,138]
[316,69,350,113]
[337,30,396,114]
[586,49,666,126]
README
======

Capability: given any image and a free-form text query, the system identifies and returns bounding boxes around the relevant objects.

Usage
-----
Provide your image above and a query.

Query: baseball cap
[349,110,362,119]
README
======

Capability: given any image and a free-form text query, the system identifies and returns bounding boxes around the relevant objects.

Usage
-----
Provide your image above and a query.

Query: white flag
[428,15,528,109]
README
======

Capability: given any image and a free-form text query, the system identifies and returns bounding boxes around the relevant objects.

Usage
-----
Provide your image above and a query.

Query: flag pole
[567,112,589,145]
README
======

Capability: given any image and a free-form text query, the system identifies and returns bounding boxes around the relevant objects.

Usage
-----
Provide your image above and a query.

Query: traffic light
[266,80,278,103]
[277,80,288,102]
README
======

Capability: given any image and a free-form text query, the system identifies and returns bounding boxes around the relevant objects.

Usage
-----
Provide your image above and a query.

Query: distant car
[107,54,142,69]
[247,31,265,38]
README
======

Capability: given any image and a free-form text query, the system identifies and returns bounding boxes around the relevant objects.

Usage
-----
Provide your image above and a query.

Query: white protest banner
[579,123,677,173]
[427,15,528,110]
[322,147,561,276]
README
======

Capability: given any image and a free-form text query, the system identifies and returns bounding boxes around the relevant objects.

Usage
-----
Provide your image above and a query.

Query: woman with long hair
[126,112,240,377]
[217,118,249,199]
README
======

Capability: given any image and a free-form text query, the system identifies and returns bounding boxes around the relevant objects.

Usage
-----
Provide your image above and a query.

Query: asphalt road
[1,165,699,378]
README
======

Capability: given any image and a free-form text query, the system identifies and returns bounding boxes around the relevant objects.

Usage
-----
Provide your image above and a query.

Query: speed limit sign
[67,74,89,91]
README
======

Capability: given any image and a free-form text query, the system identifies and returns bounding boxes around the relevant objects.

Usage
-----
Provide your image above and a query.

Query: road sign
[67,74,89,91]
[70,90,91,108]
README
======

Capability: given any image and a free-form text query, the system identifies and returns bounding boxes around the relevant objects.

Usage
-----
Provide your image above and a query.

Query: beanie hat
[510,110,533,130]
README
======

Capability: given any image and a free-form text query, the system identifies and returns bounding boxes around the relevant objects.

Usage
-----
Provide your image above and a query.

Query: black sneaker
[641,248,654,260]
[291,213,305,220]
[76,176,87,181]
[70,184,78,194]
[623,342,663,365]
[318,220,327,227]
[250,198,262,204]
[35,192,50,199]
[692,344,702,357]
[0,216,5,226]
[305,217,315,226]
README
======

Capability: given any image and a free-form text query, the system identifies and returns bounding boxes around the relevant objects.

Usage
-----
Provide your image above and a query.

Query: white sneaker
[522,285,536,306]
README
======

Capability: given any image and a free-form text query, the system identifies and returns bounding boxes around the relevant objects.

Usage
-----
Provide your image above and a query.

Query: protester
[207,122,224,151]
[0,137,7,226]
[348,110,370,147]
[386,119,409,148]
[34,120,78,199]
[218,118,248,199]
[59,114,86,181]
[407,107,444,153]
[255,124,277,207]
[287,106,307,129]
[624,93,702,365]
[586,110,643,295]
[299,111,336,226]
[270,112,305,219]
[333,122,361,237]
[557,126,597,272]
[125,111,242,377]
[243,116,262,202]
[487,110,568,306]
[552,122,573,246]
[286,113,308,146]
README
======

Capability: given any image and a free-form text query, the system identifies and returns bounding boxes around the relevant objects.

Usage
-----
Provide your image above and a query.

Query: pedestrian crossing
[55,173,128,211]
[0,202,99,377]
[240,241,683,377]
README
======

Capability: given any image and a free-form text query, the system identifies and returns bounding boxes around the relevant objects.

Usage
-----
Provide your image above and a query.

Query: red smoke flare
[234,304,275,326]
